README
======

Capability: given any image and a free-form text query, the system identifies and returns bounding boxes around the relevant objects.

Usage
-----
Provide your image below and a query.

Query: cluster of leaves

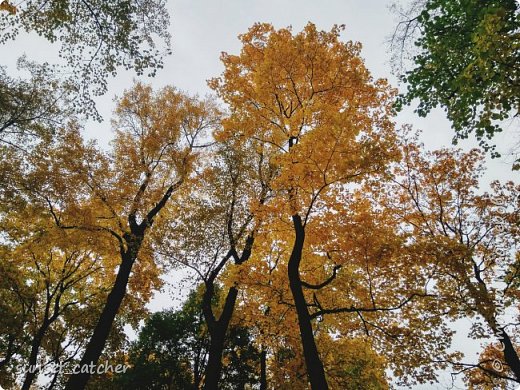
[0,200,128,389]
[98,287,262,390]
[368,135,520,388]
[0,58,75,148]
[0,11,519,390]
[0,0,171,119]
[392,0,519,163]
[0,83,218,389]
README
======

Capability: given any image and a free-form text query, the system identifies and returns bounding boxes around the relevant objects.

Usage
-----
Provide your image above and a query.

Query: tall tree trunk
[499,327,520,382]
[21,321,49,390]
[260,347,267,390]
[204,327,227,390]
[287,214,329,390]
[203,286,238,390]
[64,241,140,390]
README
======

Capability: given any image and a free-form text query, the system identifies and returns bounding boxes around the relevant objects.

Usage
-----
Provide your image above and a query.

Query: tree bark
[203,286,238,390]
[499,327,520,382]
[21,321,49,390]
[21,285,64,390]
[287,214,329,390]
[201,235,255,389]
[260,348,267,390]
[64,239,141,390]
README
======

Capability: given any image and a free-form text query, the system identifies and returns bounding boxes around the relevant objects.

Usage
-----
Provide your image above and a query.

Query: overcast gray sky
[2,1,518,389]
[4,0,516,181]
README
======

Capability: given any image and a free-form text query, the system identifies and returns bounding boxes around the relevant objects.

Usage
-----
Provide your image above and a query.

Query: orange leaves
[204,24,465,385]
[0,81,226,388]
[210,22,399,218]
[0,0,16,14]
[362,135,520,383]
[319,336,388,389]
[4,80,221,335]
[465,342,519,389]
[112,83,219,212]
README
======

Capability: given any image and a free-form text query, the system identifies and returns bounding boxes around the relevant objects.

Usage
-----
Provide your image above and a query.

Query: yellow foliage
[0,0,16,14]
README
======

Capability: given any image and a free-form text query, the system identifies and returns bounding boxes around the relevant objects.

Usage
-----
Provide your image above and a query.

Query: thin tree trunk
[260,347,267,390]
[193,348,202,390]
[203,286,238,390]
[21,322,49,390]
[287,214,328,390]
[46,367,59,390]
[193,332,207,390]
[64,242,140,390]
[499,327,520,381]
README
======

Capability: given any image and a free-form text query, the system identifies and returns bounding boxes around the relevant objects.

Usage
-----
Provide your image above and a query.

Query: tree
[6,82,218,389]
[16,234,110,390]
[233,181,458,387]
[0,58,74,148]
[106,286,261,390]
[370,137,520,386]
[210,22,407,389]
[63,83,217,390]
[391,0,520,165]
[0,0,171,117]
[159,138,272,389]
[0,187,156,389]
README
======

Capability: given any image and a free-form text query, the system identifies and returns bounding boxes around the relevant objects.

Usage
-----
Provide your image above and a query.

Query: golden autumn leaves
[1,83,219,389]
[1,22,519,389]
[0,1,16,15]
[170,23,518,389]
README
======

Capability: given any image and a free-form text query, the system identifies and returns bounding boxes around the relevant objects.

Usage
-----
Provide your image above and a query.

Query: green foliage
[115,308,199,389]
[395,0,519,162]
[0,57,74,147]
[0,247,33,388]
[109,287,261,390]
[0,0,171,117]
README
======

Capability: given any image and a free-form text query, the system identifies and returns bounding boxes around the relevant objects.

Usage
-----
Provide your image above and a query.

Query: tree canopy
[0,0,171,120]
[1,9,519,390]
[392,0,520,165]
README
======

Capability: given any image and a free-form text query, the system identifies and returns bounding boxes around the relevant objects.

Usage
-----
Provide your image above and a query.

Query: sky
[4,0,517,178]
[2,1,519,389]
